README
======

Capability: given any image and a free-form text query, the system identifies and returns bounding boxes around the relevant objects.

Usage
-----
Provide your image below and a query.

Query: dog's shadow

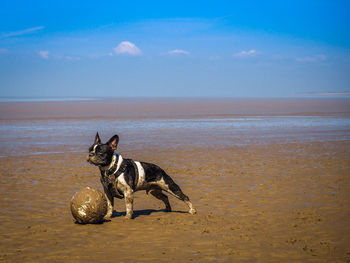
[74,209,186,225]
[111,209,187,219]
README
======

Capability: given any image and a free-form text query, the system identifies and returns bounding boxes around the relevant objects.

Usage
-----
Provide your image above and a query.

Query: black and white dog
[87,133,196,219]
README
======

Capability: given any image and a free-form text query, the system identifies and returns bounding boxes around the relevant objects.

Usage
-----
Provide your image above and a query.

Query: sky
[0,0,349,98]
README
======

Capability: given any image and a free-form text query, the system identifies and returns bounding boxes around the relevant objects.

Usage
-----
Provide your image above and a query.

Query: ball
[70,187,108,224]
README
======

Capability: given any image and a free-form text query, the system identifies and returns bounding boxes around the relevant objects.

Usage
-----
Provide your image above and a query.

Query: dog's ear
[108,135,119,150]
[94,132,101,144]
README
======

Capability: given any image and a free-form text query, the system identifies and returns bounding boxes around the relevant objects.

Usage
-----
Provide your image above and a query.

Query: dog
[87,132,196,219]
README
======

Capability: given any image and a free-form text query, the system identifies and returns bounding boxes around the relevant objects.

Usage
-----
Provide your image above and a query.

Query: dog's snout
[87,153,93,162]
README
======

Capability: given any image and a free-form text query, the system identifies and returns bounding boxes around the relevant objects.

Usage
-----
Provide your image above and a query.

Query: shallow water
[0,115,349,157]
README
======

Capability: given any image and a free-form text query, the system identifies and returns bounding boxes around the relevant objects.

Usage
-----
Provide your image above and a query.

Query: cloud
[167,49,190,55]
[113,41,142,56]
[0,48,9,54]
[234,49,257,58]
[38,50,49,59]
[296,54,327,62]
[3,26,45,37]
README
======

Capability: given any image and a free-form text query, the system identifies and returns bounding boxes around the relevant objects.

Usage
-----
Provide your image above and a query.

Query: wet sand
[0,98,350,262]
[0,141,349,262]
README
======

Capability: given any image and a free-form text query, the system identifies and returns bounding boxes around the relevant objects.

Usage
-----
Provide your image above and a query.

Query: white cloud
[38,50,49,59]
[234,49,257,58]
[113,41,142,56]
[0,48,9,54]
[167,49,190,55]
[4,26,45,37]
[296,54,327,62]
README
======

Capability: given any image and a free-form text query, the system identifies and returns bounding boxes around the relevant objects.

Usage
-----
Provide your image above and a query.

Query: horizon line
[1,94,350,102]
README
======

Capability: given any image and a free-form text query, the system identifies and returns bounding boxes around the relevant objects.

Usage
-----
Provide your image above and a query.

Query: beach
[0,98,350,262]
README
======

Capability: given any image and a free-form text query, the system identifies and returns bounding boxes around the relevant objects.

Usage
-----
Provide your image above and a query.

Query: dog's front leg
[104,191,114,219]
[101,178,114,219]
[124,190,134,219]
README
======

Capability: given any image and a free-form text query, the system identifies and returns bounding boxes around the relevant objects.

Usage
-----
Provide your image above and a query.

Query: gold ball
[70,187,107,224]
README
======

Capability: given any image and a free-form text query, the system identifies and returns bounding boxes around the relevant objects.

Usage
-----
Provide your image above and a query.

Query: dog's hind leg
[149,189,172,212]
[159,174,197,215]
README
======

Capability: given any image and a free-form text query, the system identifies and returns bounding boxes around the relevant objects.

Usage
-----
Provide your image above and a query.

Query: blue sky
[0,0,349,97]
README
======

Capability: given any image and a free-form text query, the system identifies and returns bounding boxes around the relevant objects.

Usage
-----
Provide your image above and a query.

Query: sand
[0,141,349,262]
[0,98,350,262]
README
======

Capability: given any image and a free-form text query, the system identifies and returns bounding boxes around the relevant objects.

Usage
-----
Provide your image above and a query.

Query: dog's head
[87,132,119,167]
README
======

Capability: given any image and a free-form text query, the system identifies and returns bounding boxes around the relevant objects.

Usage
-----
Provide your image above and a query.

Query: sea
[0,97,349,157]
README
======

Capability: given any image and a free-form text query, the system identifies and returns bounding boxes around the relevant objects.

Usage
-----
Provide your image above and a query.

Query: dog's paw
[104,214,112,220]
[125,213,133,220]
[189,208,197,215]
[104,209,113,219]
